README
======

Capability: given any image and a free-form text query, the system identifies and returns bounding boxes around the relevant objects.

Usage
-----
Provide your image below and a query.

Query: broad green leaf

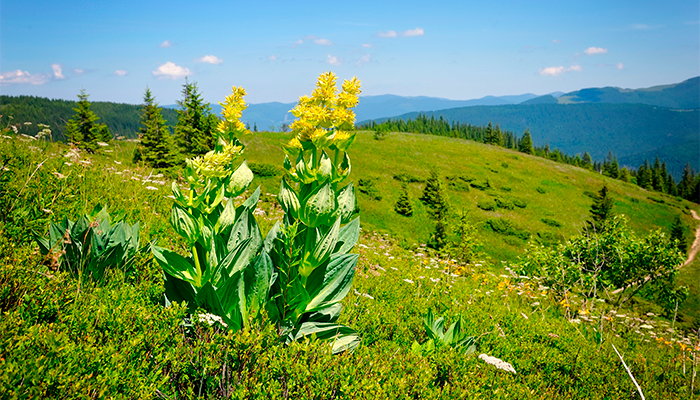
[228,161,254,197]
[278,178,300,218]
[170,204,200,244]
[301,181,337,228]
[334,217,360,255]
[209,237,253,285]
[305,253,358,313]
[163,274,197,309]
[334,182,356,224]
[317,152,332,182]
[301,216,341,277]
[288,321,360,354]
[227,209,262,254]
[171,181,187,206]
[196,282,226,320]
[151,245,198,284]
[239,186,261,212]
[217,199,236,236]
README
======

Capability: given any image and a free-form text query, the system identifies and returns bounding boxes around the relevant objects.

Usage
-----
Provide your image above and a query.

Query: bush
[248,162,281,177]
[470,180,491,191]
[477,199,496,211]
[484,218,530,240]
[358,178,382,201]
[541,218,562,228]
[500,185,512,192]
[512,198,527,208]
[393,173,424,183]
[536,187,546,194]
[494,197,514,210]
[447,180,470,192]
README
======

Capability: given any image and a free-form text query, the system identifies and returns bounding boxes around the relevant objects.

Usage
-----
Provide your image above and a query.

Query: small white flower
[403,279,414,284]
[145,186,158,191]
[97,142,109,147]
[479,354,517,374]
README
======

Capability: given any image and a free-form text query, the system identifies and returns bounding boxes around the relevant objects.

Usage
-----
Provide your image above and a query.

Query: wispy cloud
[0,70,49,85]
[52,64,65,79]
[616,62,624,70]
[295,36,333,46]
[314,38,333,45]
[378,28,425,38]
[628,23,664,31]
[539,65,582,77]
[584,46,608,55]
[378,30,397,38]
[159,40,172,48]
[73,69,84,76]
[356,54,371,67]
[268,55,277,61]
[152,62,191,79]
[113,69,128,76]
[552,39,561,44]
[362,43,372,48]
[402,27,424,37]
[195,55,223,65]
[326,54,343,66]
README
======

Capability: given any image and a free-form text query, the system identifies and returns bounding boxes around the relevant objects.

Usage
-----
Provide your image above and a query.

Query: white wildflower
[479,354,517,374]
[52,172,67,179]
[114,160,122,164]
[640,324,654,329]
[197,313,228,328]
[97,142,109,147]
[403,279,414,284]
[145,186,158,191]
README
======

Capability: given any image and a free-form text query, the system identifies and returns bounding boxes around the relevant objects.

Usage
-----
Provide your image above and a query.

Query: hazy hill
[525,76,699,109]
[372,103,699,179]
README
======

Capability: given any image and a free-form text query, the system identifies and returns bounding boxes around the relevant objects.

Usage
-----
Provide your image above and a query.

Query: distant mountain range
[164,92,566,130]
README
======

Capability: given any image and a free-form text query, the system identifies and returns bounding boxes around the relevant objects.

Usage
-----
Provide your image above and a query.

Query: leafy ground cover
[1,130,699,398]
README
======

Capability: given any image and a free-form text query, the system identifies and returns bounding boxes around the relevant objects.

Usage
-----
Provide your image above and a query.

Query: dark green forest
[0,95,179,140]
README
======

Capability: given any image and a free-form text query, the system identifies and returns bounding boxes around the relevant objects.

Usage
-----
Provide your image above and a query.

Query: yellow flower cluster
[187,143,243,182]
[218,86,250,135]
[289,72,361,148]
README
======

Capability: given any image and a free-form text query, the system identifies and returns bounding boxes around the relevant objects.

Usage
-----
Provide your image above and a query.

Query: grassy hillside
[1,132,698,398]
[380,103,699,179]
[0,95,180,140]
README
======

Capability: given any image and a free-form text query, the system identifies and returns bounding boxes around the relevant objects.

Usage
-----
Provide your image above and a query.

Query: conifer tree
[669,215,687,254]
[420,171,449,249]
[66,89,110,153]
[678,162,696,200]
[619,167,631,183]
[394,183,414,216]
[136,87,175,169]
[582,151,593,169]
[175,80,217,157]
[484,122,503,146]
[588,185,614,229]
[519,129,534,154]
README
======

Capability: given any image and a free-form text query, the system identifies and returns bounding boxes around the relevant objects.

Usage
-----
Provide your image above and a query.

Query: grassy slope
[1,134,699,398]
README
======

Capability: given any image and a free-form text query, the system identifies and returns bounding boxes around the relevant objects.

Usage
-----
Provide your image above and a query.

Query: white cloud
[616,63,624,70]
[402,27,424,37]
[268,55,277,61]
[314,38,333,45]
[195,55,223,65]
[362,43,372,48]
[326,54,343,66]
[114,69,128,76]
[159,40,172,48]
[0,70,49,85]
[152,62,191,79]
[552,39,561,44]
[378,30,397,38]
[539,65,582,76]
[584,47,608,55]
[356,54,371,67]
[52,64,64,79]
[74,69,84,75]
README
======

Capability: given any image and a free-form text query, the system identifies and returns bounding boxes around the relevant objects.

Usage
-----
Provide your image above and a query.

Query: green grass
[1,133,699,398]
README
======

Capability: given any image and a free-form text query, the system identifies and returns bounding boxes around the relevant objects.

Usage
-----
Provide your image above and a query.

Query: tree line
[359,115,700,204]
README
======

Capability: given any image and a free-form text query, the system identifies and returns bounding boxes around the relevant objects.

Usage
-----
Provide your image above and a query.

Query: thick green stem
[192,243,203,286]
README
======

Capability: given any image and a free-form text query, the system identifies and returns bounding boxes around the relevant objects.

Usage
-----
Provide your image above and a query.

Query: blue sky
[1,0,698,105]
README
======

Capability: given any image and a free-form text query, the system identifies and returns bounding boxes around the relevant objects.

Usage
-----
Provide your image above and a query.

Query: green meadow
[1,128,699,398]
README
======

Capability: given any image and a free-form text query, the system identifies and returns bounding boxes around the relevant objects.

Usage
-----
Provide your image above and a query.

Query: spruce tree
[394,183,413,216]
[137,87,175,169]
[484,122,503,146]
[66,89,110,153]
[678,162,696,200]
[420,171,449,220]
[582,151,593,169]
[669,215,687,254]
[519,129,534,154]
[588,185,614,229]
[175,80,217,157]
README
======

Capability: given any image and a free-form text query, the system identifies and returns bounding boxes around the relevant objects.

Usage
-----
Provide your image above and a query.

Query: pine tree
[582,151,593,169]
[66,89,110,153]
[484,122,503,146]
[678,162,696,200]
[602,151,619,179]
[669,215,687,254]
[589,185,614,229]
[619,167,631,183]
[136,87,175,169]
[519,129,534,154]
[175,80,217,157]
[420,171,449,220]
[394,183,413,216]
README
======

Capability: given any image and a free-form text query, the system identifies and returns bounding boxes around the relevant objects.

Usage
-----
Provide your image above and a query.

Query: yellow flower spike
[218,86,251,135]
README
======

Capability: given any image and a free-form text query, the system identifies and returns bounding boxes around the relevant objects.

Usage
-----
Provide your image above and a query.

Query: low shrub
[477,199,496,211]
[484,217,530,240]
[470,180,491,191]
[393,173,424,183]
[495,197,514,210]
[541,218,562,228]
[358,178,383,201]
[248,162,281,177]
[536,187,546,194]
[512,198,527,208]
